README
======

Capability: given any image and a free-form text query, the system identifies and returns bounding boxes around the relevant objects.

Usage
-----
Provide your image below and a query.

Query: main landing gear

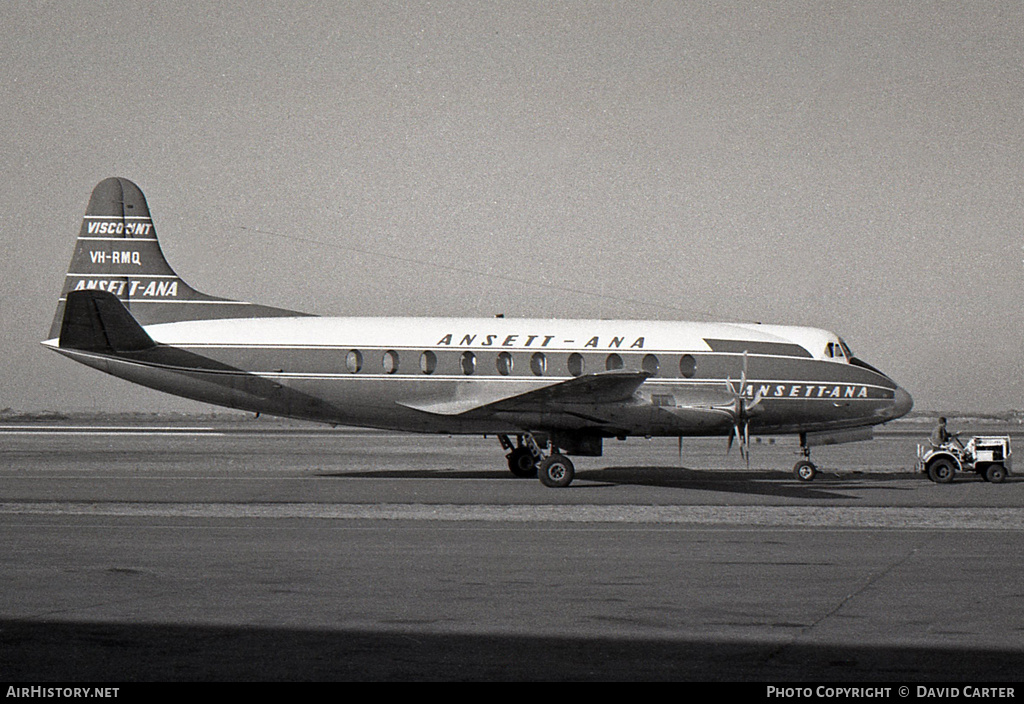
[793,433,818,482]
[497,434,576,488]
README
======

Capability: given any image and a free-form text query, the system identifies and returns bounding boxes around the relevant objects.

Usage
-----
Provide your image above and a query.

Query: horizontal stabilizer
[59,289,156,353]
[398,370,649,417]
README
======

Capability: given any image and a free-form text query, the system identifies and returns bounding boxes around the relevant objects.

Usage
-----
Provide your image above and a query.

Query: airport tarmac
[1,419,1022,681]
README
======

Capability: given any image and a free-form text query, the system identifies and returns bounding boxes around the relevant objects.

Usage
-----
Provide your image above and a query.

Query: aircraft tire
[793,460,817,482]
[926,458,956,484]
[985,464,1007,484]
[538,454,575,488]
[507,447,539,478]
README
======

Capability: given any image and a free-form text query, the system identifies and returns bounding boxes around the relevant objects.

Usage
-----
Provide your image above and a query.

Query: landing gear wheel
[538,454,575,488]
[984,464,1007,484]
[793,460,817,482]
[927,458,956,484]
[506,446,538,478]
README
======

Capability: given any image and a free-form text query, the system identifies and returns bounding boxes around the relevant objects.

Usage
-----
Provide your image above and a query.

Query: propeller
[722,352,763,468]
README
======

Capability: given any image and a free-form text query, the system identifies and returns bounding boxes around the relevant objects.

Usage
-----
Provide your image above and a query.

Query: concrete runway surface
[1,418,1022,681]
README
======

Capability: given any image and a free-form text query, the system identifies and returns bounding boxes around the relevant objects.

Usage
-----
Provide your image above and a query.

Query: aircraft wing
[397,370,650,417]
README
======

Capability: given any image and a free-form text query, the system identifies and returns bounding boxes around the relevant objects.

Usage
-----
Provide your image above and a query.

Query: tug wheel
[984,464,1007,484]
[926,458,956,484]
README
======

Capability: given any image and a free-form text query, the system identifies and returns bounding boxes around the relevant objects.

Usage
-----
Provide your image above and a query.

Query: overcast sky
[1,1,1021,414]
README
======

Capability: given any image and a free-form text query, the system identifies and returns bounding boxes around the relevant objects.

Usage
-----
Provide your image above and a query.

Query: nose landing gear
[793,433,818,481]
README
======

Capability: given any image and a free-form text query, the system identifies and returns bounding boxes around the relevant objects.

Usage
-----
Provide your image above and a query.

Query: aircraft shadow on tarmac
[576,466,912,500]
[327,465,919,500]
[3,618,1020,682]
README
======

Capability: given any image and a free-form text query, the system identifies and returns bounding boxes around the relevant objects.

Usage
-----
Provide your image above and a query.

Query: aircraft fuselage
[47,315,909,437]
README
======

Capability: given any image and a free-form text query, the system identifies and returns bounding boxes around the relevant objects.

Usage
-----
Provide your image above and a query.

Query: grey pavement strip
[2,502,1023,529]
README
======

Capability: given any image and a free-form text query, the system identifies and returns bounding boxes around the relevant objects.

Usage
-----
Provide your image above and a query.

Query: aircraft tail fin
[48,177,305,340]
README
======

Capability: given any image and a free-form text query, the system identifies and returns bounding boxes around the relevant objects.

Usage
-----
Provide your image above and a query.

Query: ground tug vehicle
[917,434,1013,483]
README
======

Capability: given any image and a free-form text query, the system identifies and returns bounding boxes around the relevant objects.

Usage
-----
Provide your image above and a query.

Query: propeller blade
[726,351,752,414]
[730,422,743,456]
[723,352,758,467]
[747,387,764,413]
[743,420,751,469]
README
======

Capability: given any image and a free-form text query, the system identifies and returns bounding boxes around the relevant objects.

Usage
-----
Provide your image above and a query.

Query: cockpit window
[825,340,849,361]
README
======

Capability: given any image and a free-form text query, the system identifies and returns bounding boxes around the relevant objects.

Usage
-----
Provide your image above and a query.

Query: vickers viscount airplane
[43,178,913,486]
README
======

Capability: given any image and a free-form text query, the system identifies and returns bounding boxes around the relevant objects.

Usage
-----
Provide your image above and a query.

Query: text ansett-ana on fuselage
[42,177,913,487]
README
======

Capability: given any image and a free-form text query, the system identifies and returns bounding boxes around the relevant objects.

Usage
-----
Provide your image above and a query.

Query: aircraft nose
[891,386,913,419]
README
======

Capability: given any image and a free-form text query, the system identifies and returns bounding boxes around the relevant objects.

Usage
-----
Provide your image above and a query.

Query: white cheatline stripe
[58,297,248,305]
[67,273,178,278]
[75,236,158,241]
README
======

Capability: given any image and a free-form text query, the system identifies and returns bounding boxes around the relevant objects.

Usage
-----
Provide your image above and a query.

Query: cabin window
[420,351,437,374]
[606,353,623,371]
[642,354,660,376]
[461,351,476,375]
[679,354,696,378]
[568,353,584,377]
[346,350,362,373]
[496,351,513,376]
[530,352,546,376]
[382,350,399,374]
